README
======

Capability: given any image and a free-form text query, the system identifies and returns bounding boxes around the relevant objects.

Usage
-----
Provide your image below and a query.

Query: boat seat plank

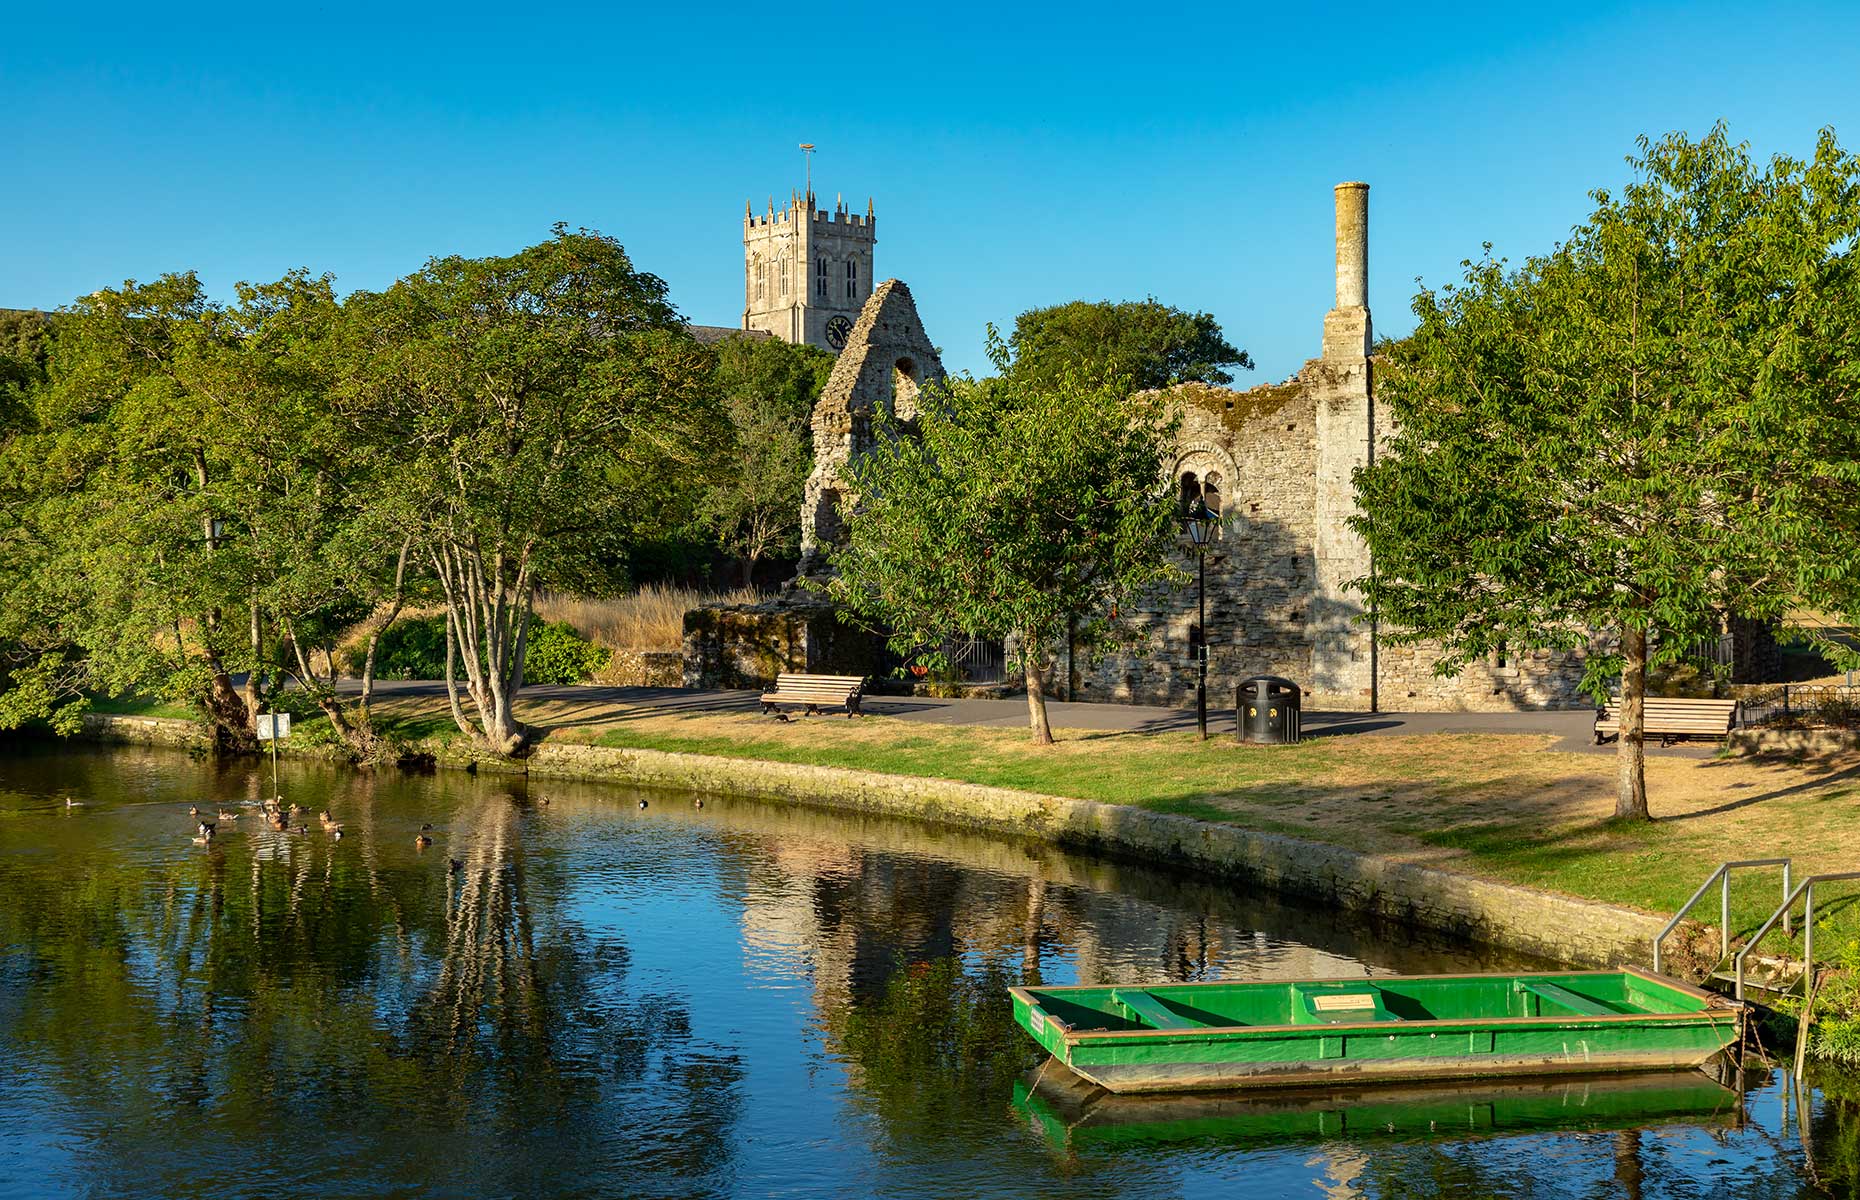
[1112,989,1199,1030]
[1523,981,1616,1016]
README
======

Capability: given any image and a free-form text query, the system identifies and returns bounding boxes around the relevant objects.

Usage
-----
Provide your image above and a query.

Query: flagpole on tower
[800,143,815,202]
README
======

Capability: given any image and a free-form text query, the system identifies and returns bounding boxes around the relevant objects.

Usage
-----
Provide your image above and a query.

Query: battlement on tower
[745,193,875,237]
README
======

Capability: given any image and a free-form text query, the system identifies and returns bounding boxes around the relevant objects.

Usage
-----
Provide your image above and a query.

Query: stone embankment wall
[75,713,212,750]
[522,743,1659,967]
[59,713,1662,965]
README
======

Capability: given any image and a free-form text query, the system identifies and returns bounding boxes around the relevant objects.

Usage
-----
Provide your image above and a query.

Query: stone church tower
[742,189,876,352]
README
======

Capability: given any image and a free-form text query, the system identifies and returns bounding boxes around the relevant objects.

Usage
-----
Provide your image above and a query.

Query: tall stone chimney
[1321,182,1371,360]
[1308,180,1376,710]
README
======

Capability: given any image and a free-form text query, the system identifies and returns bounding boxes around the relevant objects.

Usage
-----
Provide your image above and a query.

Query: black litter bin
[1237,676,1302,744]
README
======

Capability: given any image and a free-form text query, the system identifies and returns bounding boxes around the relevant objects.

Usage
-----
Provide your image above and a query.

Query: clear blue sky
[4,2,1856,382]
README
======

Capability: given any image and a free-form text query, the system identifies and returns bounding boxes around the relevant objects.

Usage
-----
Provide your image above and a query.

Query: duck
[330,827,345,840]
[216,808,238,821]
[318,810,336,827]
[192,821,216,845]
[637,799,648,810]
[270,815,290,831]
[693,798,704,810]
[290,803,307,815]
[420,823,433,832]
[448,858,464,874]
[189,805,201,816]
[415,834,433,849]
[65,797,85,808]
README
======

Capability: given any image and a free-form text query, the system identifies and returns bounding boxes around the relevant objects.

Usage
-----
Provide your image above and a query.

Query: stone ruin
[682,280,944,689]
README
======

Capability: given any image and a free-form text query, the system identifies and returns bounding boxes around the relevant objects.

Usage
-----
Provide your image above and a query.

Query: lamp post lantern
[1184,499,1218,740]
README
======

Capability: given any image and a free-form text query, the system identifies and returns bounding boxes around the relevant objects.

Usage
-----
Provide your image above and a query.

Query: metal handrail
[1734,871,1860,1001]
[1653,858,1791,975]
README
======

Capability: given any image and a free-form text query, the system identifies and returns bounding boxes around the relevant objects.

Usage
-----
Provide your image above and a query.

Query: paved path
[352,679,1710,756]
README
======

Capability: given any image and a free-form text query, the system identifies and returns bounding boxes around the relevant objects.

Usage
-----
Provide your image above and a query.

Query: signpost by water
[257,711,290,800]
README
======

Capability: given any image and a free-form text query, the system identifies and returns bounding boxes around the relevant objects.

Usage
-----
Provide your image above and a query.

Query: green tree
[335,227,712,754]
[1354,126,1860,820]
[700,333,833,585]
[1008,298,1251,390]
[831,335,1183,744]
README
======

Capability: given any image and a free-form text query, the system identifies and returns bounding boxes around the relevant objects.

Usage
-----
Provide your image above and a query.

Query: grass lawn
[308,688,1860,942]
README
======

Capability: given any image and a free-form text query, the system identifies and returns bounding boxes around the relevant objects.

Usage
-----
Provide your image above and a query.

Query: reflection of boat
[1012,1068,1746,1151]
[1009,968,1743,1093]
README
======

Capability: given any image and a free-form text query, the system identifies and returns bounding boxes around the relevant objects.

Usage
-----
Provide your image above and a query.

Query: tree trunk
[1616,625,1651,821]
[202,649,254,753]
[359,535,414,723]
[242,597,264,717]
[1022,639,1054,746]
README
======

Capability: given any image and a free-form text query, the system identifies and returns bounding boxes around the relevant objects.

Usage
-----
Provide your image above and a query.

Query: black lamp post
[1184,498,1217,740]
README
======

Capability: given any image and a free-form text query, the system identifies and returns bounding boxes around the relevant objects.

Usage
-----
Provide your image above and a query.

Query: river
[0,743,1847,1198]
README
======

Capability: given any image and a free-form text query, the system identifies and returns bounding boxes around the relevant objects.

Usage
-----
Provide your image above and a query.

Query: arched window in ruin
[816,487,846,546]
[892,357,921,422]
[1201,470,1224,540]
[1180,471,1202,515]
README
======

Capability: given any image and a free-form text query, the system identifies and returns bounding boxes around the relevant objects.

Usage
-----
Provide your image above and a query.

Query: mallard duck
[331,827,345,840]
[637,799,648,810]
[318,810,335,827]
[448,858,464,873]
[65,797,85,808]
[290,803,307,815]
[415,834,433,849]
[693,798,704,810]
[192,821,216,844]
[189,806,201,816]
[216,808,238,821]
[420,823,433,832]
[270,815,290,831]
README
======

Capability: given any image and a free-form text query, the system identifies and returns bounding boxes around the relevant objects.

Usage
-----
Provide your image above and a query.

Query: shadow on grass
[1662,762,1860,823]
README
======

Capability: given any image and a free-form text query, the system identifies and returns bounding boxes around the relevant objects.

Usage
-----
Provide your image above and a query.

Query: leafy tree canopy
[1007,298,1251,390]
[699,333,834,584]
[831,332,1183,743]
[1354,125,1860,819]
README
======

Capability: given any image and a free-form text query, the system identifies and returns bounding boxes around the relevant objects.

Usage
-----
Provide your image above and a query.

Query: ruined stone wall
[682,600,888,690]
[1079,379,1320,704]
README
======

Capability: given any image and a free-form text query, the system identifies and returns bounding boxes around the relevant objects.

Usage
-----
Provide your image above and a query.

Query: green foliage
[334,226,715,752]
[1008,298,1251,390]
[698,333,834,582]
[1808,941,1860,1067]
[830,331,1184,741]
[1354,125,1860,816]
[347,616,449,680]
[344,614,609,686]
[521,619,612,685]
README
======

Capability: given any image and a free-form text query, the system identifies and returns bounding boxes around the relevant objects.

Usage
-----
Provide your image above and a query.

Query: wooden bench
[1594,697,1738,746]
[760,673,866,719]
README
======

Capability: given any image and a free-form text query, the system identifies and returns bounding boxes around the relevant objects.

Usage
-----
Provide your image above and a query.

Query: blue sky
[4,2,1856,382]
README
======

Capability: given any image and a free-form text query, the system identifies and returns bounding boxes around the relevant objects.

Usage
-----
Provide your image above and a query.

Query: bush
[522,619,612,685]
[346,616,449,681]
[341,613,610,685]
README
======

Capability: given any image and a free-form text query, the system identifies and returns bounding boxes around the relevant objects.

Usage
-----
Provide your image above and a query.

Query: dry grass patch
[536,585,759,652]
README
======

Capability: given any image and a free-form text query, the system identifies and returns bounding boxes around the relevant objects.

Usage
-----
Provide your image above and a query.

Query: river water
[0,743,1847,1198]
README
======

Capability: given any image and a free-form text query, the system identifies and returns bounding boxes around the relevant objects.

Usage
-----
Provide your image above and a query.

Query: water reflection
[0,743,1848,1199]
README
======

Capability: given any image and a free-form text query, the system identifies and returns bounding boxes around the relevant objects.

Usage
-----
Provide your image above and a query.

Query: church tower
[742,188,875,352]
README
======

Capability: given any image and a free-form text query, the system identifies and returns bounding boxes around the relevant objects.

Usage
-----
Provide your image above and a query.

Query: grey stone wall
[683,599,889,690]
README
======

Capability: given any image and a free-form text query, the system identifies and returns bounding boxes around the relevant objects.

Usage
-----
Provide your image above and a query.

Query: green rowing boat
[1009,968,1742,1094]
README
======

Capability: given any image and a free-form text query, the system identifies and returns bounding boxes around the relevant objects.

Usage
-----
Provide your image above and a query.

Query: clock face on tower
[825,315,854,351]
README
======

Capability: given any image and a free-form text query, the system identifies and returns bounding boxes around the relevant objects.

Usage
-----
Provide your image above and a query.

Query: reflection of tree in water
[0,772,744,1198]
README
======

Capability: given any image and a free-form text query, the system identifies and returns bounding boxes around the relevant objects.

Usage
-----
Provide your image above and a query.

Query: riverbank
[54,695,1850,965]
